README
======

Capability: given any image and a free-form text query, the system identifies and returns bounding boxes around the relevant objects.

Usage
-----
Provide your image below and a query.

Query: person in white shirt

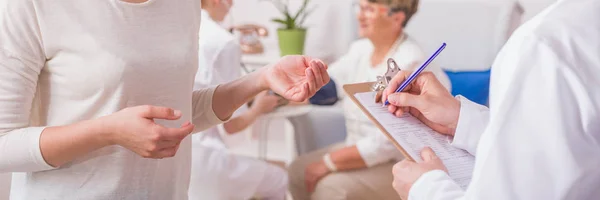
[288,0,450,199]
[381,0,600,199]
[188,1,288,199]
[0,0,330,199]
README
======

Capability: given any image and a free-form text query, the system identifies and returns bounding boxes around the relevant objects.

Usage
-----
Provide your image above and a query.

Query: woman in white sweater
[0,0,329,199]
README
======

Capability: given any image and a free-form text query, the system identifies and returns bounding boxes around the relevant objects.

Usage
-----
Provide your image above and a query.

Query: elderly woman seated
[288,0,450,199]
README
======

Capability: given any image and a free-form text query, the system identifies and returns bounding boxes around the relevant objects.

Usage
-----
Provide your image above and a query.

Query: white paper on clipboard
[354,91,475,189]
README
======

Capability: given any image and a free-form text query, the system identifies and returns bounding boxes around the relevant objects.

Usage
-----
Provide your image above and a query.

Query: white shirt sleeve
[216,104,249,135]
[207,40,242,87]
[206,39,244,134]
[328,43,361,99]
[451,96,490,156]
[193,36,242,132]
[409,170,465,200]
[0,0,56,173]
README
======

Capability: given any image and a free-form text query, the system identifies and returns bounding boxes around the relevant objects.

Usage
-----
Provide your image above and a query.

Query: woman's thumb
[420,147,438,162]
[387,92,424,109]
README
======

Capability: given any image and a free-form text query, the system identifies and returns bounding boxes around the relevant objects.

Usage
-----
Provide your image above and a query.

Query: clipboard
[343,82,415,161]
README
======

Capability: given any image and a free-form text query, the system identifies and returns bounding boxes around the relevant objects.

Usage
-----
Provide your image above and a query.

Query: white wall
[520,0,557,21]
[227,0,556,62]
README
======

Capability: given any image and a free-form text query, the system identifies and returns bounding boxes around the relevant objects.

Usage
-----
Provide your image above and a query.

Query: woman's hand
[262,55,330,102]
[250,91,281,115]
[101,105,195,159]
[304,161,331,193]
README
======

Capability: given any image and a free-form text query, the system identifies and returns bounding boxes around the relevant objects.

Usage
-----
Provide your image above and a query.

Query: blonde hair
[368,0,419,27]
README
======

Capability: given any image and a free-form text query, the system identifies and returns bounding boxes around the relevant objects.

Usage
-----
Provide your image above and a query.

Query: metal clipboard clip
[372,58,401,102]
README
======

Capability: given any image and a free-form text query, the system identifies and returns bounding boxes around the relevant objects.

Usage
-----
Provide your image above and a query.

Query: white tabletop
[261,104,313,119]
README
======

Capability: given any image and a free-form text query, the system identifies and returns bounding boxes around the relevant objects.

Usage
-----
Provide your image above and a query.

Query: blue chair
[445,69,491,106]
[309,80,338,106]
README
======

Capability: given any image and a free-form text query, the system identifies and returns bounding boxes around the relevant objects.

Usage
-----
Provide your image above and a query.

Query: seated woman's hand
[304,161,330,193]
[250,91,281,115]
[100,105,195,159]
[262,55,330,102]
[381,71,460,136]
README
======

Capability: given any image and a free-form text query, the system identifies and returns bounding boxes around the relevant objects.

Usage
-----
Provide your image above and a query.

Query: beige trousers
[288,143,402,200]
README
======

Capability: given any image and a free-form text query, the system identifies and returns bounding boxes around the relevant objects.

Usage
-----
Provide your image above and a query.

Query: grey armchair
[288,104,346,155]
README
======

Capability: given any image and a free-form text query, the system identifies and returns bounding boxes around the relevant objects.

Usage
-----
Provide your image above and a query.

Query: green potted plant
[263,0,312,56]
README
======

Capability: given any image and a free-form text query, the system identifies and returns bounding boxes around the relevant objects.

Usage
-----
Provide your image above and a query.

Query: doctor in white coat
[382,0,600,199]
[188,0,288,200]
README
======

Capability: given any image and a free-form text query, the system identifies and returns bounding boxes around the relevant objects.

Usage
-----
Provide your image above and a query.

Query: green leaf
[272,19,288,25]
[293,0,310,22]
[297,6,315,28]
[266,0,313,30]
[284,6,293,21]
[290,19,296,29]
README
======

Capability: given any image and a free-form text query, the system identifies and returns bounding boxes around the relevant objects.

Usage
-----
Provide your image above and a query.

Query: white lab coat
[188,11,287,200]
[408,0,600,199]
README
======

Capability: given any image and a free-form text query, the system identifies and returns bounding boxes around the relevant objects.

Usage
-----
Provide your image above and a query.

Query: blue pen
[384,43,447,106]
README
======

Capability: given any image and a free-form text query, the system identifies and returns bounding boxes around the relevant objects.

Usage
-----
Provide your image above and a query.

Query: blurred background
[0,0,558,199]
[218,0,556,168]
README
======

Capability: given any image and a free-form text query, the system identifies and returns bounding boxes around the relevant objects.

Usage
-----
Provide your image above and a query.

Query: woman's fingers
[138,106,182,120]
[155,145,180,159]
[306,67,317,97]
[387,93,424,111]
[310,61,324,89]
[316,60,330,86]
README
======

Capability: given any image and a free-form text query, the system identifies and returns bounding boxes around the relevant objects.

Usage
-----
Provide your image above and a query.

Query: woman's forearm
[212,69,268,120]
[328,145,368,171]
[39,119,112,168]
[222,110,259,134]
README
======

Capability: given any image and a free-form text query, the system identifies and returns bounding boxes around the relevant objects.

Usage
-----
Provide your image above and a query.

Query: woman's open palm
[264,56,330,102]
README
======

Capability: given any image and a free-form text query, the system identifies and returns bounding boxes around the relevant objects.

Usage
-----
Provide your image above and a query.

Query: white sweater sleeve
[328,42,362,99]
[0,0,55,172]
[191,87,226,132]
[203,40,244,134]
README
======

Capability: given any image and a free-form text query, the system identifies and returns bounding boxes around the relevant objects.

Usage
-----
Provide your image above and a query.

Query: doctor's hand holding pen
[380,71,460,199]
[381,71,460,136]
